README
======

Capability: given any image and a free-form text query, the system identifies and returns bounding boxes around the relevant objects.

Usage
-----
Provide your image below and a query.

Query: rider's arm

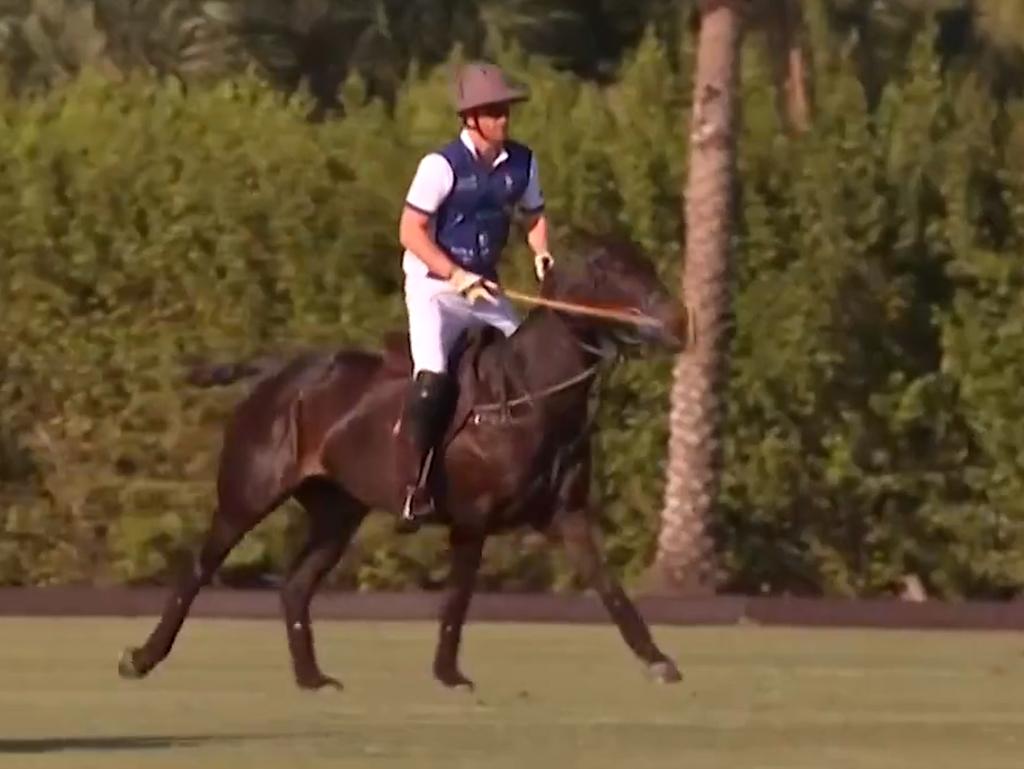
[400,153,459,278]
[520,155,552,271]
[524,211,549,256]
[400,207,458,278]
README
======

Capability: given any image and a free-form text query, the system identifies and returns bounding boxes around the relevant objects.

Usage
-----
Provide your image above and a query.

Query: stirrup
[404,448,436,515]
[396,487,433,533]
[401,484,436,519]
[400,488,422,521]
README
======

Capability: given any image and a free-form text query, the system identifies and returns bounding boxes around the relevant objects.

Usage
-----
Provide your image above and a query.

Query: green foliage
[1,10,1023,598]
[718,16,1024,598]
[0,0,690,111]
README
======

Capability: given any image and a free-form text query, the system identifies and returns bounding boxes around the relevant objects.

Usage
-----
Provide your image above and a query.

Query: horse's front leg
[556,507,681,683]
[433,527,484,689]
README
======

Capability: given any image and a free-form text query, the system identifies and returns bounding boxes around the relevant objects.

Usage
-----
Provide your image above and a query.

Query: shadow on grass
[0,731,335,754]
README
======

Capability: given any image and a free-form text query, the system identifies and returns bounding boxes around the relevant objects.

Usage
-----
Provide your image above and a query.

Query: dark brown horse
[118,236,688,689]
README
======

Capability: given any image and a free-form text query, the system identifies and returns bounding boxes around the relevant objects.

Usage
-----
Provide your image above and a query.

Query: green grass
[1,618,1023,768]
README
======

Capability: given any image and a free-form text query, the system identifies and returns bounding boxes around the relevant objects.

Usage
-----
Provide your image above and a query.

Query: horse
[118,235,689,690]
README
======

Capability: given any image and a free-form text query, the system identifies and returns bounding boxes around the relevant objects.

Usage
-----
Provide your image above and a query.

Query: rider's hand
[533,251,554,282]
[448,266,500,305]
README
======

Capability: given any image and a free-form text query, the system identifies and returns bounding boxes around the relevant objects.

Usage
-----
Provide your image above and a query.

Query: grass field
[1,618,1022,769]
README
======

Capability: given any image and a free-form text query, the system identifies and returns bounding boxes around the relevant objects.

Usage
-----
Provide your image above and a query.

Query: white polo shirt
[402,130,545,279]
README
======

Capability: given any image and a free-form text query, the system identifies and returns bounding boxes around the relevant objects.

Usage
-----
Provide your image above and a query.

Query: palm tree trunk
[648,0,746,594]
[761,0,811,133]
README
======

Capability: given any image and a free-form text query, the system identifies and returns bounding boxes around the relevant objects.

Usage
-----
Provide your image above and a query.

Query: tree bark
[761,0,812,133]
[648,0,746,595]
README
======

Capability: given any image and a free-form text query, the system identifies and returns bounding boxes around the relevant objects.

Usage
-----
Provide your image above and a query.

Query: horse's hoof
[118,647,147,680]
[647,658,682,684]
[435,669,475,691]
[296,674,344,691]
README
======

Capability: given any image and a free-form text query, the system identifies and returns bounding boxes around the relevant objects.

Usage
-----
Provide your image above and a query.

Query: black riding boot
[396,371,454,533]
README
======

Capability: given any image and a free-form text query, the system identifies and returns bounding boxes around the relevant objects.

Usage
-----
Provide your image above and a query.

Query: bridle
[471,357,603,421]
[470,289,655,421]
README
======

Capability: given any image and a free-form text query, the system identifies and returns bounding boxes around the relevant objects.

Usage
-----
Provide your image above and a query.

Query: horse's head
[541,234,690,352]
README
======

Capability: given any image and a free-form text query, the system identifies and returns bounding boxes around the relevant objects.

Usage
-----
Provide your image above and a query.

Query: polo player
[395,61,554,531]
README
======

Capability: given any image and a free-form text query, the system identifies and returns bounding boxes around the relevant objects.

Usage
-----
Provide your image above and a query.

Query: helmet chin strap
[462,113,506,155]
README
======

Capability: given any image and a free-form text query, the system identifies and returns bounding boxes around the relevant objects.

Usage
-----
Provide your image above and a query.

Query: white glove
[448,266,499,305]
[534,251,554,281]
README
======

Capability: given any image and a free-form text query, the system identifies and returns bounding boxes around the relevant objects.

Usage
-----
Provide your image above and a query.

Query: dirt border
[1,588,1023,630]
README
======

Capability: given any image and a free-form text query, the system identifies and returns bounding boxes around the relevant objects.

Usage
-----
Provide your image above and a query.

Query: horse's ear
[565,226,640,269]
[540,245,593,299]
[559,225,607,252]
[551,242,587,273]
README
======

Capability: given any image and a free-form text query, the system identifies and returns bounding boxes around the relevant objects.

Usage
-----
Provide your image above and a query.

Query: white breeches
[404,275,520,375]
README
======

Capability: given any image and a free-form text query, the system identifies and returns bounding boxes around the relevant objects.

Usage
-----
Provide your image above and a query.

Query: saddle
[381,326,522,441]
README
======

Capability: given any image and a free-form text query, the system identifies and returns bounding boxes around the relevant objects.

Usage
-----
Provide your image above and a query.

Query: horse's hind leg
[432,527,484,690]
[281,478,366,691]
[118,491,279,679]
[555,507,682,684]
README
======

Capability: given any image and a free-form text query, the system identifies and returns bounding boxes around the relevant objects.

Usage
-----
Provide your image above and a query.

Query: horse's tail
[185,356,286,388]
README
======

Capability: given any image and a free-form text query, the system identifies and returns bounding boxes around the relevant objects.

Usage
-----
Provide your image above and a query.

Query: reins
[472,361,601,418]
[502,288,662,328]
[471,332,617,420]
[468,287,671,420]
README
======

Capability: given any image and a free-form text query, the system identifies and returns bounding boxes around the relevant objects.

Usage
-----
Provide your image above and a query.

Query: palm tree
[756,0,811,132]
[959,0,1024,94]
[972,0,1024,52]
[96,0,241,80]
[0,0,113,91]
[0,0,239,92]
[823,0,1024,101]
[228,0,444,119]
[649,0,747,594]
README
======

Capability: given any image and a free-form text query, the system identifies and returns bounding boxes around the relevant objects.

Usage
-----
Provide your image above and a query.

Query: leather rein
[502,288,663,328]
[471,288,660,418]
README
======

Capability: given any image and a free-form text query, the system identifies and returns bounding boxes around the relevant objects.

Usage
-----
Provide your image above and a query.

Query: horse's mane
[540,228,654,304]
